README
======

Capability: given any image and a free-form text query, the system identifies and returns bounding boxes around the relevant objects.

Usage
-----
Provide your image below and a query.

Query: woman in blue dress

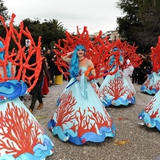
[99,48,136,107]
[48,45,116,145]
[140,37,160,95]
[138,90,160,131]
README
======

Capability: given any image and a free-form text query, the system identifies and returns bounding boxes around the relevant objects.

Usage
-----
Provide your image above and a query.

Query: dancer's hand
[76,76,80,81]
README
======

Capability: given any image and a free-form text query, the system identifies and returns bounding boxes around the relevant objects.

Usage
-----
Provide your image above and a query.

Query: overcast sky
[4,0,124,34]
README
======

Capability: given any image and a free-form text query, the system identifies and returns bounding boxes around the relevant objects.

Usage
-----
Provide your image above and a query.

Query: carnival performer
[48,44,116,145]
[0,14,54,160]
[138,90,160,131]
[100,47,136,107]
[140,36,160,95]
[123,59,136,94]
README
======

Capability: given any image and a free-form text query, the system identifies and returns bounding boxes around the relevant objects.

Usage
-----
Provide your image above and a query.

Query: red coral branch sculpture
[53,26,132,80]
[0,13,43,92]
[151,36,160,73]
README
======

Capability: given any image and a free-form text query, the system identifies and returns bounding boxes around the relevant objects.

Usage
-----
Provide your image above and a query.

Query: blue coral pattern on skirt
[99,70,136,107]
[0,80,54,160]
[140,71,160,95]
[138,90,160,131]
[48,67,116,145]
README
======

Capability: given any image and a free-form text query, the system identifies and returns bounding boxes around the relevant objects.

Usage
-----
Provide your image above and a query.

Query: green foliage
[23,18,43,45]
[23,18,66,49]
[117,0,160,53]
[0,0,9,21]
[0,0,9,37]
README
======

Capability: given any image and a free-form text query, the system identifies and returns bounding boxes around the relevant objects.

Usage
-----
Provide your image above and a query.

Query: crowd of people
[21,47,64,113]
[132,54,152,85]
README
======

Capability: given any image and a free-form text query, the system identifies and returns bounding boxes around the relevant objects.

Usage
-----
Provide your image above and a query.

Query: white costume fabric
[123,59,136,94]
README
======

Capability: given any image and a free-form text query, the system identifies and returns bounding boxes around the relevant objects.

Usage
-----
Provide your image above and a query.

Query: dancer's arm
[61,51,73,64]
[86,60,96,81]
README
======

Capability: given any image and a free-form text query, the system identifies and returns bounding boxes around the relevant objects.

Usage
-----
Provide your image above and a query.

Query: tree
[135,0,160,51]
[22,18,66,49]
[116,0,160,53]
[41,19,66,49]
[23,18,43,46]
[0,0,9,39]
[0,0,9,21]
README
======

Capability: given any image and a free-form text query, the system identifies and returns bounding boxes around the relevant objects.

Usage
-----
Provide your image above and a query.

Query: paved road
[24,80,160,160]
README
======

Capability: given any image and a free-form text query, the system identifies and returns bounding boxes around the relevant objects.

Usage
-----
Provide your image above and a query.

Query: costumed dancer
[99,40,142,107]
[99,47,135,107]
[140,36,160,95]
[138,90,160,131]
[0,14,54,160]
[48,27,116,145]
[122,43,142,95]
[123,59,136,94]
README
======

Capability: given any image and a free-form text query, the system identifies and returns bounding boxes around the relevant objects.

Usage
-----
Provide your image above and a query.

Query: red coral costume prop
[140,36,160,94]
[53,27,142,83]
[0,14,54,159]
[53,27,125,80]
[99,41,141,107]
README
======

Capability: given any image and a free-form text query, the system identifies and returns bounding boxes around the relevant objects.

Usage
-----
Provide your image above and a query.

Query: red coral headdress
[54,26,142,79]
[54,27,122,79]
[0,13,43,92]
[151,36,160,72]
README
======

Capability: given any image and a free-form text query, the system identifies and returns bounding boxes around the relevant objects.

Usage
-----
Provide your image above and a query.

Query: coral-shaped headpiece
[151,36,160,72]
[0,13,43,92]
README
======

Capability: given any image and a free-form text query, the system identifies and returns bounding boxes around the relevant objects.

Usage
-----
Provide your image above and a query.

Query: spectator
[132,67,139,84]
[27,53,52,113]
[138,54,148,84]
[45,48,56,85]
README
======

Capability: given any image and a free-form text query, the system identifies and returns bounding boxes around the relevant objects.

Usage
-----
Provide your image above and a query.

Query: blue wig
[113,47,118,52]
[69,45,86,78]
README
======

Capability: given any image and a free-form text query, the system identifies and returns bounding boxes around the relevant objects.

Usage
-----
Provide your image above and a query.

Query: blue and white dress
[0,80,54,160]
[99,55,136,107]
[138,90,160,131]
[48,66,116,145]
[140,70,160,95]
